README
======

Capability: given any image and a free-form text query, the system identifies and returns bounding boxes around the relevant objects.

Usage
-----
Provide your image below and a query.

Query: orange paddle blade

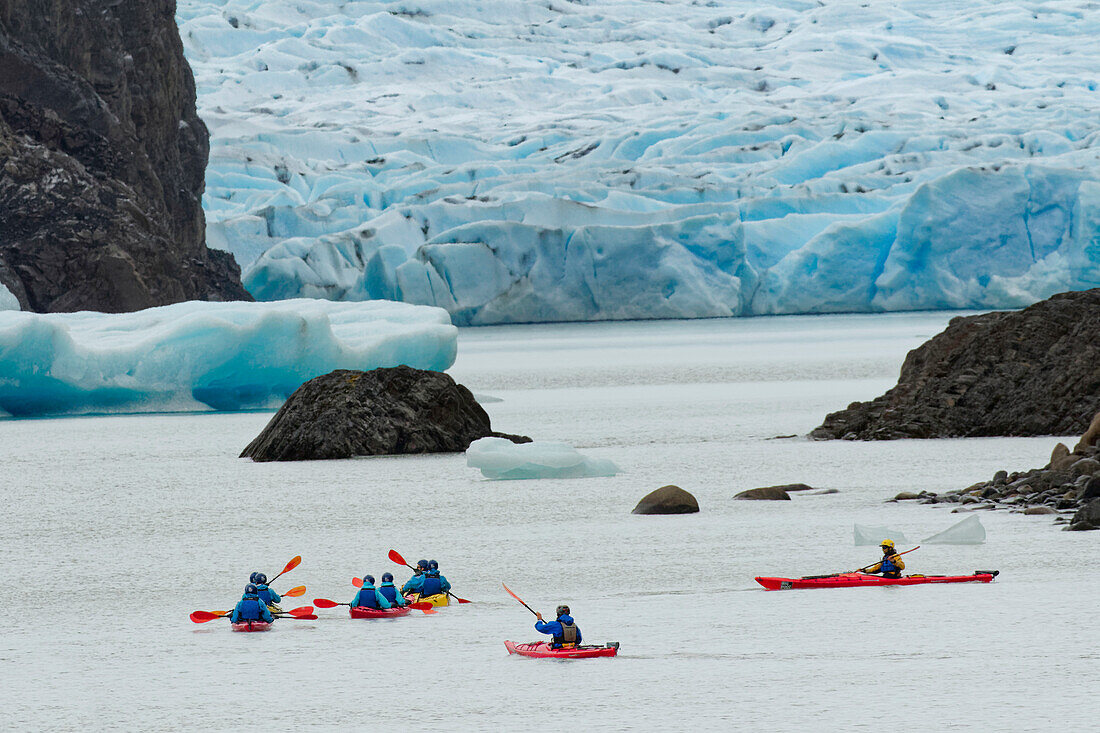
[286,614,318,620]
[352,577,363,588]
[388,549,408,567]
[312,598,342,608]
[419,607,438,615]
[286,605,314,617]
[280,556,302,575]
[501,582,526,606]
[282,585,306,598]
[189,611,224,623]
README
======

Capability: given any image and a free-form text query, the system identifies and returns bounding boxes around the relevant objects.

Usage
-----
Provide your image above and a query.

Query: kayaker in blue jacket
[400,559,431,595]
[376,573,408,607]
[231,584,275,623]
[418,561,451,598]
[535,605,582,648]
[859,539,905,579]
[252,572,282,609]
[352,575,392,609]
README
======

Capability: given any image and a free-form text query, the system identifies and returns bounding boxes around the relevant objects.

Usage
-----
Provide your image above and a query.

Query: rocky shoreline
[893,413,1100,530]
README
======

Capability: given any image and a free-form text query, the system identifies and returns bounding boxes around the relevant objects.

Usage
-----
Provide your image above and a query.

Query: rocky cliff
[811,289,1100,440]
[0,0,248,312]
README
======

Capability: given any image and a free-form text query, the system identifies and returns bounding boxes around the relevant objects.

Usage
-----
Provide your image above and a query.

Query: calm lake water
[4,312,1092,731]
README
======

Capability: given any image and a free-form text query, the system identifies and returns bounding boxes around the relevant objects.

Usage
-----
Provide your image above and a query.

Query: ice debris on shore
[0,299,456,417]
[466,437,619,480]
[178,0,1100,324]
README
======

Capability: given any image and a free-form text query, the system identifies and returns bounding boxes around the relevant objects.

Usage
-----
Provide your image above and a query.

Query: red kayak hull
[504,641,619,659]
[349,605,412,619]
[755,572,998,590]
[230,620,273,632]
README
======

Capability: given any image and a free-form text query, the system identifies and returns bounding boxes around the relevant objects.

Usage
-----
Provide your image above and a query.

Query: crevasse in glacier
[178,0,1100,324]
[0,299,456,417]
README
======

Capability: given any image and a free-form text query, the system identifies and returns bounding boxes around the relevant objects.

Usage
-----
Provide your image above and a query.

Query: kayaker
[534,605,582,649]
[253,573,282,610]
[400,559,431,596]
[859,539,905,579]
[231,584,275,624]
[419,561,451,598]
[352,575,392,610]
[376,573,408,607]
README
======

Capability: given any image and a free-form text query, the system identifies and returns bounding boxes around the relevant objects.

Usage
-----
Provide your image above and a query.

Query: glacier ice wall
[0,299,456,417]
[179,1,1100,324]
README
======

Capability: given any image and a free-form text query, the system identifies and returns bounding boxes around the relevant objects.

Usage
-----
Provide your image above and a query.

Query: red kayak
[755,571,999,591]
[504,641,619,659]
[230,620,274,632]
[349,605,412,619]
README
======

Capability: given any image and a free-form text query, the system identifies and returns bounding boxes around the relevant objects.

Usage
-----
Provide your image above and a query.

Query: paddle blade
[419,607,438,615]
[501,582,526,606]
[190,611,224,623]
[454,596,472,604]
[312,598,342,608]
[352,577,363,588]
[388,549,408,567]
[408,602,434,611]
[286,605,314,617]
[282,585,306,598]
[280,555,302,575]
[293,614,318,620]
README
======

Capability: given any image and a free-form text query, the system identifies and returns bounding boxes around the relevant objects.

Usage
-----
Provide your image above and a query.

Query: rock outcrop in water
[241,366,527,462]
[896,411,1100,530]
[632,485,699,515]
[811,289,1100,440]
[0,0,248,312]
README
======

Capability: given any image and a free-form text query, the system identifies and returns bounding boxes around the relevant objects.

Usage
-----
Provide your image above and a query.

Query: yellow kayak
[406,592,449,607]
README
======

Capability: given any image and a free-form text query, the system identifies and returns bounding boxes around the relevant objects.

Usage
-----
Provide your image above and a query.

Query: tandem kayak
[505,641,619,659]
[349,605,412,619]
[406,593,449,607]
[755,571,999,590]
[230,620,273,632]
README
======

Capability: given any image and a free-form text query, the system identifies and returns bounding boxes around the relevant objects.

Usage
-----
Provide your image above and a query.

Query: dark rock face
[0,0,249,312]
[242,367,527,462]
[904,411,1100,530]
[811,289,1100,440]
[631,485,699,515]
[734,486,792,500]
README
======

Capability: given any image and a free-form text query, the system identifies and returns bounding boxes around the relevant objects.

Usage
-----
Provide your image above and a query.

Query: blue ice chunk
[466,437,619,480]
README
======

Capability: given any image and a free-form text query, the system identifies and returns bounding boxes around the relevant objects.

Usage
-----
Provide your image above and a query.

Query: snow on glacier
[466,437,620,480]
[0,299,456,417]
[178,0,1100,324]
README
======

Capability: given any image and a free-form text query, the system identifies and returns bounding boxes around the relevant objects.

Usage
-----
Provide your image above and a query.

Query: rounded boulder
[632,485,699,515]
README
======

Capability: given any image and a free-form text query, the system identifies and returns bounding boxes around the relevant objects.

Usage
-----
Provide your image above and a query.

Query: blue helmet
[249,572,259,583]
[428,560,439,571]
[363,575,375,586]
[254,573,267,585]
[382,572,394,583]
[416,559,429,571]
[245,583,258,594]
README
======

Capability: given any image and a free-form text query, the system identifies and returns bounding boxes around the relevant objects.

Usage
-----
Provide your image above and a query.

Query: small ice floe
[466,437,619,480]
[922,514,985,544]
[854,524,908,546]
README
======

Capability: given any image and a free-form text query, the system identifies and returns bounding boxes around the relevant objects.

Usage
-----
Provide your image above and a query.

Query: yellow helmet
[880,539,896,549]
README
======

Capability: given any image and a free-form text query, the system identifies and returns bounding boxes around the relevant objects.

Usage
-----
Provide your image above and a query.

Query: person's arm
[534,613,559,636]
[862,561,883,574]
[230,602,241,623]
[375,590,391,609]
[401,576,422,594]
[261,603,274,622]
[440,575,451,593]
[351,590,363,607]
[893,556,905,571]
[269,589,281,603]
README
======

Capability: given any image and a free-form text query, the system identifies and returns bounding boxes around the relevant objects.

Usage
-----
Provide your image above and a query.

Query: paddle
[315,596,436,613]
[190,605,313,624]
[281,585,306,599]
[268,555,302,586]
[501,582,539,617]
[190,611,227,623]
[388,549,472,604]
[801,546,921,580]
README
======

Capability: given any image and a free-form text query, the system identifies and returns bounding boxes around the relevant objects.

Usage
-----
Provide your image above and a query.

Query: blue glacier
[0,300,456,417]
[178,0,1100,324]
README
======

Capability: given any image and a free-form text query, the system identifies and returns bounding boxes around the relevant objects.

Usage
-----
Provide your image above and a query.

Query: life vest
[255,584,278,604]
[553,620,579,648]
[235,596,266,621]
[378,584,399,603]
[420,574,443,597]
[881,555,901,578]
[355,587,380,609]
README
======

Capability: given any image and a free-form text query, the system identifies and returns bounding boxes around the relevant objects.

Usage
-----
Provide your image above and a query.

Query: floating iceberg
[466,437,619,480]
[0,299,456,417]
[854,524,908,547]
[922,515,986,545]
[178,0,1100,324]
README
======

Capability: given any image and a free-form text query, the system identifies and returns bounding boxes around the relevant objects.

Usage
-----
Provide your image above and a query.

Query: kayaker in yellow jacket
[859,539,905,578]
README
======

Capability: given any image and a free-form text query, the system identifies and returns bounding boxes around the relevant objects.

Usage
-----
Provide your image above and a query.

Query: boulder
[765,483,817,493]
[631,485,700,515]
[735,486,791,501]
[894,491,922,500]
[1070,457,1100,478]
[1080,477,1100,502]
[1066,498,1100,531]
[1073,411,1100,453]
[811,290,1100,440]
[241,366,528,461]
[1023,506,1057,515]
